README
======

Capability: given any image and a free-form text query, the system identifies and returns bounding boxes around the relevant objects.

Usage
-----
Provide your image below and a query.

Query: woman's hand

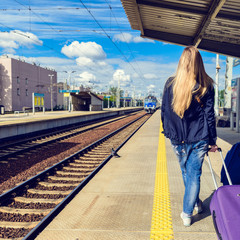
[209,145,218,152]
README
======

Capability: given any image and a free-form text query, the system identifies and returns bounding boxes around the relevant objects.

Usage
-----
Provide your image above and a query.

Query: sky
[0,0,237,98]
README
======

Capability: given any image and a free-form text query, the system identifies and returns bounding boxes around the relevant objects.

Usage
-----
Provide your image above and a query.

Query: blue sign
[233,59,240,67]
[231,78,239,87]
[59,90,80,93]
[34,93,44,97]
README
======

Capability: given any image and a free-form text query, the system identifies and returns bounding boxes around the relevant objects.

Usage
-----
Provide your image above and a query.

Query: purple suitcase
[207,148,240,240]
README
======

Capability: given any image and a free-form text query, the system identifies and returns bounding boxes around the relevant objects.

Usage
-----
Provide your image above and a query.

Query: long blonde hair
[171,46,213,118]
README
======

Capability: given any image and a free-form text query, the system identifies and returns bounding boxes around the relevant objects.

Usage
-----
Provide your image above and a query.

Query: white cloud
[98,61,107,66]
[111,69,131,87]
[113,33,132,43]
[147,84,156,94]
[133,36,154,43]
[144,73,158,79]
[76,71,99,85]
[113,33,154,43]
[61,41,106,60]
[76,57,94,67]
[0,30,42,53]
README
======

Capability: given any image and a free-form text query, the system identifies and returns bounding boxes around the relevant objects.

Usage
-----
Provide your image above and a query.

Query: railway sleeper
[38,181,79,188]
[0,206,50,216]
[0,221,39,229]
[74,159,102,164]
[72,163,99,168]
[68,163,97,169]
[77,155,105,160]
[77,156,104,161]
[27,188,72,196]
[55,170,88,177]
[89,148,110,152]
[14,197,63,205]
[0,149,13,153]
[47,176,85,182]
[83,152,109,157]
[61,166,93,173]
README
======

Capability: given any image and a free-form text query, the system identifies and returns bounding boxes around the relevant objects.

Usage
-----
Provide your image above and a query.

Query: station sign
[122,97,132,102]
[64,93,70,97]
[34,93,44,97]
[33,93,44,106]
[59,90,80,93]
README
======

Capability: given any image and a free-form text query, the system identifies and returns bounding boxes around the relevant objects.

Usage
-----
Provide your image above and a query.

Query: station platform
[34,110,239,240]
[0,107,143,140]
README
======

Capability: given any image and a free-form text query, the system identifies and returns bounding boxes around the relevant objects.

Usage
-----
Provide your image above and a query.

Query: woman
[161,46,218,227]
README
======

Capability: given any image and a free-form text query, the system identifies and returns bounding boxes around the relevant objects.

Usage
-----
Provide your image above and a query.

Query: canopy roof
[121,0,240,57]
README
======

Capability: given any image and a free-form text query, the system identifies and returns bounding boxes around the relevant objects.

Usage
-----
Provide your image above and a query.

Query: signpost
[104,95,111,108]
[32,93,45,115]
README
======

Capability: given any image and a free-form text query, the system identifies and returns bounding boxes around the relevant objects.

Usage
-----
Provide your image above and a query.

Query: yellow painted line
[150,121,174,240]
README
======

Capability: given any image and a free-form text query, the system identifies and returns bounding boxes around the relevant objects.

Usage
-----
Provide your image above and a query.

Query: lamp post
[64,71,76,111]
[64,71,76,90]
[48,74,54,111]
[215,54,221,116]
[117,73,121,108]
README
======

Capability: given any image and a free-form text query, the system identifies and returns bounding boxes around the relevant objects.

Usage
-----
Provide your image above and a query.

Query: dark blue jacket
[161,77,217,145]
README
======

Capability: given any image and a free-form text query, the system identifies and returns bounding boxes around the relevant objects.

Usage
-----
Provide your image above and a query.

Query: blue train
[144,95,159,113]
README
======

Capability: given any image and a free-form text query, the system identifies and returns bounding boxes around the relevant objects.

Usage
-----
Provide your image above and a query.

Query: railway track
[0,111,143,162]
[0,113,151,239]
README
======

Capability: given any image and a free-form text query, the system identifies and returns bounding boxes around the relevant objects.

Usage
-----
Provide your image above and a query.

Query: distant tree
[219,89,225,107]
[219,89,224,99]
[109,86,117,97]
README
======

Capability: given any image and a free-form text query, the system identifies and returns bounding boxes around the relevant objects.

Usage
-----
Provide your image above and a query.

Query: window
[25,78,28,85]
[17,88,20,96]
[26,89,28,96]
[17,76,20,84]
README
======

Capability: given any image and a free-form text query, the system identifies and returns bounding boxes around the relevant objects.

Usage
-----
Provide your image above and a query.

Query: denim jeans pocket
[192,140,208,155]
[171,143,187,158]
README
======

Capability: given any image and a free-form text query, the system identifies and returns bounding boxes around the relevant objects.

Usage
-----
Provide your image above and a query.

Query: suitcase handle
[207,147,222,152]
[206,147,233,187]
[212,210,223,240]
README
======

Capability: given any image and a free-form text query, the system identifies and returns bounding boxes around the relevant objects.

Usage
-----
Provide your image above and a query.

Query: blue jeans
[171,140,208,216]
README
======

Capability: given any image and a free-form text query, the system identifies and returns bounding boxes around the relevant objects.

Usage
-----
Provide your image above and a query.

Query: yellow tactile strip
[150,122,174,240]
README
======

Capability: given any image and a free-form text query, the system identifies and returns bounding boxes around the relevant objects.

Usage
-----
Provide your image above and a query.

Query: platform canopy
[120,0,240,58]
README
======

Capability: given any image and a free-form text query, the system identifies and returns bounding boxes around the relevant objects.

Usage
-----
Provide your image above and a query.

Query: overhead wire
[79,0,145,83]
[104,0,146,83]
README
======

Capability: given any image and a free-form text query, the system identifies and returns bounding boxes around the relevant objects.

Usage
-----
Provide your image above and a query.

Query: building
[71,91,103,111]
[0,56,57,112]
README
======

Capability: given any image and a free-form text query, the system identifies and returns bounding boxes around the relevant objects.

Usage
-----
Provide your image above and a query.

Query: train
[144,95,159,113]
